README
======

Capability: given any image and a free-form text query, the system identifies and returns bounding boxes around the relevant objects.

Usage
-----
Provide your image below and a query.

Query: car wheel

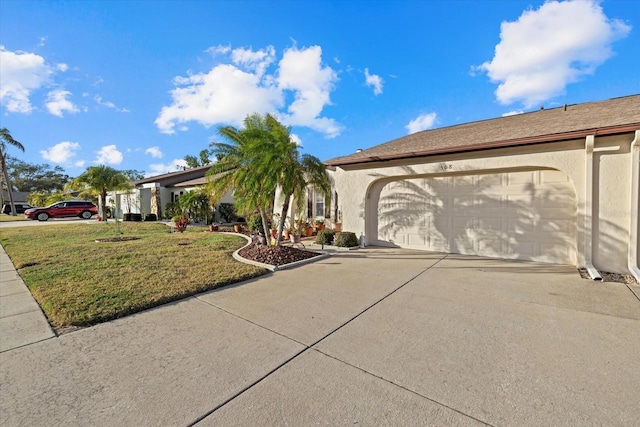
[80,210,92,219]
[37,212,49,221]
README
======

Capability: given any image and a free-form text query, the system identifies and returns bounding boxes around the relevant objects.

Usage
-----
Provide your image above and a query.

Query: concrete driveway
[1,248,639,426]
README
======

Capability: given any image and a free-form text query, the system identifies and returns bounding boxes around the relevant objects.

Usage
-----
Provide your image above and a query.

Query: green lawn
[0,222,267,329]
[0,214,29,222]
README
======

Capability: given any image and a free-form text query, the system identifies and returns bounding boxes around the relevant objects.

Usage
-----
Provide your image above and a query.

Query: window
[307,189,330,219]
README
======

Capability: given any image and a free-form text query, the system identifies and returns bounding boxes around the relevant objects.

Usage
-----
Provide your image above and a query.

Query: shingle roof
[326,95,640,167]
[132,164,212,187]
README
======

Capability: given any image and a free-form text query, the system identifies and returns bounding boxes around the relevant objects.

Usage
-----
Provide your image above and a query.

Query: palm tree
[207,113,280,240]
[0,128,26,216]
[266,115,331,245]
[67,165,131,220]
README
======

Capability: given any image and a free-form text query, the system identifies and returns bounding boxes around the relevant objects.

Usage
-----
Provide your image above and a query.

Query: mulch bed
[238,242,321,266]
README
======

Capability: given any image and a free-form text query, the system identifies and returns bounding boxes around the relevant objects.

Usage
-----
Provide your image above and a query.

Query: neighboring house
[324,95,640,278]
[106,165,233,220]
[1,190,29,205]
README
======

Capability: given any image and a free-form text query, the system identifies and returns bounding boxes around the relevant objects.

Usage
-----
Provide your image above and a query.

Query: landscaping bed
[238,242,322,266]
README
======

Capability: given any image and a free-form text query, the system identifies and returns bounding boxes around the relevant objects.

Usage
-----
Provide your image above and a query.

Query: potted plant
[304,221,314,237]
[233,223,242,233]
[314,218,325,232]
[290,228,301,243]
[209,223,219,232]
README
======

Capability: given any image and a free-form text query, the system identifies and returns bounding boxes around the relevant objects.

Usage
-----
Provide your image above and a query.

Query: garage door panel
[377,169,577,265]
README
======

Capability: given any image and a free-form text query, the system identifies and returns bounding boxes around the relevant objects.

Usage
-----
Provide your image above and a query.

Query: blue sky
[1,0,638,177]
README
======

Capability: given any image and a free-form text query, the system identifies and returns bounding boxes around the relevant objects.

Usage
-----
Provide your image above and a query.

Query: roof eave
[325,123,640,167]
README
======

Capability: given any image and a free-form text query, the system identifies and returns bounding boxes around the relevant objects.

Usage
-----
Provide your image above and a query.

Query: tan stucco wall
[330,131,639,274]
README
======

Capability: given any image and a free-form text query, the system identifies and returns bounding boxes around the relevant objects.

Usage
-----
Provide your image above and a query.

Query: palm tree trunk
[0,154,17,216]
[275,192,293,246]
[100,190,108,220]
[259,208,271,244]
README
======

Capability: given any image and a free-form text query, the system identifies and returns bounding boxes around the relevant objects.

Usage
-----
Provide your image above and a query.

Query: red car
[24,200,99,221]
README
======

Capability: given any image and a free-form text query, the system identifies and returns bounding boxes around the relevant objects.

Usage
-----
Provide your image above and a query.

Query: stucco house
[106,165,233,220]
[323,95,640,280]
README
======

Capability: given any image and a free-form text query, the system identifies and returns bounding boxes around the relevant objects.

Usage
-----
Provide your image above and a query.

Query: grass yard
[0,222,267,329]
[0,214,29,222]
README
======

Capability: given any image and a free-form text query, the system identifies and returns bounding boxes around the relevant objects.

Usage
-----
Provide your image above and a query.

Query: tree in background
[183,149,213,170]
[5,157,70,193]
[0,128,26,216]
[67,165,131,220]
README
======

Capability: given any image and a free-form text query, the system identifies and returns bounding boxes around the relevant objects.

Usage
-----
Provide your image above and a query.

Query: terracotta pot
[209,225,219,232]
[283,230,290,239]
[314,224,325,231]
[233,224,242,233]
[332,222,342,232]
[304,226,314,237]
[270,229,278,238]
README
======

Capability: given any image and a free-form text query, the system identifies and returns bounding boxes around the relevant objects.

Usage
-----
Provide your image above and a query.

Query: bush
[174,214,190,233]
[123,213,133,221]
[163,202,179,219]
[248,214,269,233]
[218,203,237,223]
[144,213,157,221]
[334,232,359,247]
[131,213,143,222]
[315,229,335,245]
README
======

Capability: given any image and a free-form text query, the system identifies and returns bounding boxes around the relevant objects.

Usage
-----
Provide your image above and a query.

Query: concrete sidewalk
[1,248,639,426]
[0,245,55,352]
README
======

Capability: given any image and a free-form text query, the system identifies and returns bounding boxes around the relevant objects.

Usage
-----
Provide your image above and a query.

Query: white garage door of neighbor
[376,169,577,265]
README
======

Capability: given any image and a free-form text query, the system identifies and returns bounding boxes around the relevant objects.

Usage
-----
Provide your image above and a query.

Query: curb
[230,233,330,272]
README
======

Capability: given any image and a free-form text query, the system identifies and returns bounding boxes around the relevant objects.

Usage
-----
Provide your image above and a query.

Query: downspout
[584,135,603,281]
[628,130,640,283]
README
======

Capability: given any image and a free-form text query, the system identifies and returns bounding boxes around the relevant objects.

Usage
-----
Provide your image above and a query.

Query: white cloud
[278,45,342,137]
[56,63,68,72]
[94,95,130,112]
[231,45,275,77]
[205,44,231,56]
[502,110,524,117]
[40,141,81,164]
[406,112,437,134]
[0,46,52,113]
[147,159,187,175]
[95,145,123,165]
[155,64,282,134]
[477,0,631,107]
[145,146,163,158]
[38,37,47,47]
[290,133,302,146]
[364,68,384,95]
[74,160,86,167]
[45,89,79,117]
[156,44,343,138]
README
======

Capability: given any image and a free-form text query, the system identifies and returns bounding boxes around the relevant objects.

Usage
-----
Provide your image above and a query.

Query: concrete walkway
[1,247,639,426]
[0,245,55,352]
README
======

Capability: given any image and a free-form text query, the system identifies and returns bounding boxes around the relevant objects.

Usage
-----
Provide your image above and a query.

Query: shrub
[248,214,269,233]
[131,213,143,222]
[144,213,157,221]
[315,229,334,245]
[163,202,178,219]
[334,232,358,247]
[218,203,237,223]
[123,213,133,221]
[174,214,190,233]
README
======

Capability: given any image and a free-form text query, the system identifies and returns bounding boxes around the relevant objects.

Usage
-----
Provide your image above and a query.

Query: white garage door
[376,169,577,265]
